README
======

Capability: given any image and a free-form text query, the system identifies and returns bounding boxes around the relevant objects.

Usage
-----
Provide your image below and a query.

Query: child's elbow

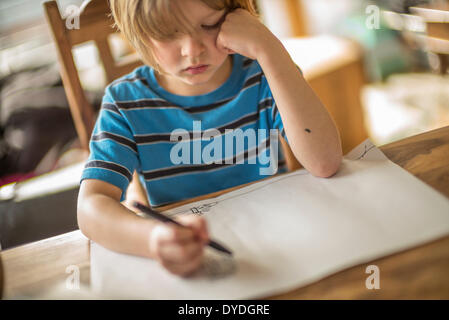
[311,155,342,178]
[77,195,92,239]
[76,183,99,240]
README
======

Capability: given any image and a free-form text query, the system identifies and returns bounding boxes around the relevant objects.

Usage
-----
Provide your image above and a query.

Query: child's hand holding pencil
[146,212,210,277]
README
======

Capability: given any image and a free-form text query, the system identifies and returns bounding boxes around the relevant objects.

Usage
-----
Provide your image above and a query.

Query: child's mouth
[184,64,209,75]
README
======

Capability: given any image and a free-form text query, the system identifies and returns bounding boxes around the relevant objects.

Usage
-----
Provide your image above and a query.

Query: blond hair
[109,0,258,72]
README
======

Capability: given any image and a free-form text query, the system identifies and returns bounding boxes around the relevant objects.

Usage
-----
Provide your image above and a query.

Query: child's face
[149,0,231,94]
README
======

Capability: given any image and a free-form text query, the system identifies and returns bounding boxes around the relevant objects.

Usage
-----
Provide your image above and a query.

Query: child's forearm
[257,38,343,178]
[78,192,157,258]
[78,181,209,276]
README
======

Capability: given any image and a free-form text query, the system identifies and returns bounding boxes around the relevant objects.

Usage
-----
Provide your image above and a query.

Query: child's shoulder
[104,65,152,102]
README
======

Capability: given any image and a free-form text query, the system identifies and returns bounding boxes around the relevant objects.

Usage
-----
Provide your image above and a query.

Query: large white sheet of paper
[90,140,449,299]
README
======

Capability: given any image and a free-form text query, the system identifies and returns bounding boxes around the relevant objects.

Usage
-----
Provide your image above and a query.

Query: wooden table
[1,126,449,299]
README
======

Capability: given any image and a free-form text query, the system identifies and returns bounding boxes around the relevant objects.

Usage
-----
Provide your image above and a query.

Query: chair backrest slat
[43,0,143,150]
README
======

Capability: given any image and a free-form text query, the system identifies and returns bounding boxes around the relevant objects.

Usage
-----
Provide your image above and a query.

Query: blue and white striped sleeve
[80,87,139,201]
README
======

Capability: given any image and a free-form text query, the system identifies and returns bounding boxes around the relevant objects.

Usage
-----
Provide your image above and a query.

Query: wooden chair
[43,0,142,151]
[43,0,147,205]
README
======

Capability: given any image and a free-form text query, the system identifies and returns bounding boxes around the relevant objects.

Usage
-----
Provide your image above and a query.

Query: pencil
[132,201,233,256]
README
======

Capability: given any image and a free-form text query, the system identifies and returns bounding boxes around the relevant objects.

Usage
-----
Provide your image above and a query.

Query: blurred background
[0,0,448,248]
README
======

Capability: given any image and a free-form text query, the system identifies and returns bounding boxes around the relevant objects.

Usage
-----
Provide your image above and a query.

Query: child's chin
[183,74,212,86]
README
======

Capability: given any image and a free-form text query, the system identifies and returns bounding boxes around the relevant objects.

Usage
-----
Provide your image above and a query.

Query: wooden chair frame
[43,0,142,150]
[43,0,148,206]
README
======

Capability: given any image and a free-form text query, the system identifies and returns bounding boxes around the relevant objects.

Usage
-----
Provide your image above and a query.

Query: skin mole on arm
[305,128,311,133]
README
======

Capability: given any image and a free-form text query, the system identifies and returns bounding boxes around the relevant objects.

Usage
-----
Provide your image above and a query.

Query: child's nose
[181,35,205,58]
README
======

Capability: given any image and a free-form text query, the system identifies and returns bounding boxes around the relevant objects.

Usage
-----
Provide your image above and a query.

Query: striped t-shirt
[80,54,289,207]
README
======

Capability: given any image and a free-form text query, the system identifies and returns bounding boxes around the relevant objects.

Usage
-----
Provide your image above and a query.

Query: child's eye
[201,12,227,31]
[201,22,220,31]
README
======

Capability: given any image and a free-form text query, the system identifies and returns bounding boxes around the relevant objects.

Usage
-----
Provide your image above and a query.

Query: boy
[77,0,342,276]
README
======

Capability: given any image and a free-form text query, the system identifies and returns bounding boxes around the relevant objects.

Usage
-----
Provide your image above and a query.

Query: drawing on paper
[356,143,376,160]
[189,202,219,215]
[194,249,237,279]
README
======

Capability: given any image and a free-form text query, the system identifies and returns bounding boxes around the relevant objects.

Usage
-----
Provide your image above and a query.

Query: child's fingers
[218,45,235,55]
[215,42,228,55]
[153,223,196,244]
[148,223,196,259]
[161,249,204,277]
[148,216,208,260]
[176,215,209,244]
[159,240,203,264]
[216,33,233,55]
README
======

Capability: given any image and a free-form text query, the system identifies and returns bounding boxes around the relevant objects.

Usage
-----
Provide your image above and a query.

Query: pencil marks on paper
[356,143,375,160]
[194,250,237,279]
[189,202,219,215]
